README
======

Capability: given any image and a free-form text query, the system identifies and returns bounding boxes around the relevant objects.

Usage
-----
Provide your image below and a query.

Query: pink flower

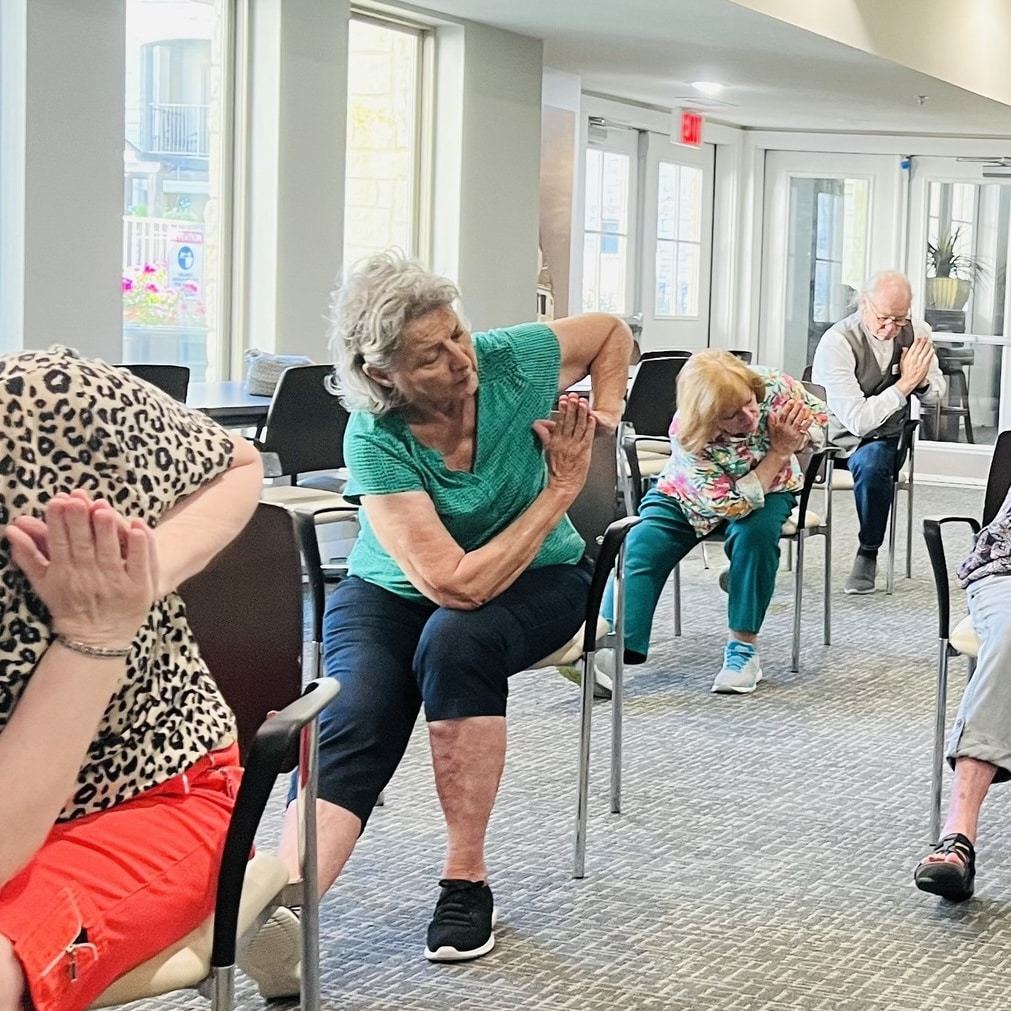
[182,280,200,294]
[145,282,160,294]
[142,263,157,274]
[122,277,134,292]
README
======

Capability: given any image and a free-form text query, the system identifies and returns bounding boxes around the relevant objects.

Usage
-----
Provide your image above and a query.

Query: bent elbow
[428,575,488,611]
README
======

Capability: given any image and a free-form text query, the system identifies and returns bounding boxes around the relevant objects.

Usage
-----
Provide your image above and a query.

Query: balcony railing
[145,102,210,159]
[123,215,203,271]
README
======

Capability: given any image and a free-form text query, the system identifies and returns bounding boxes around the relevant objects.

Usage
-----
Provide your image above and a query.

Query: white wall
[434,19,543,330]
[245,0,350,361]
[0,0,26,353]
[727,0,1011,109]
[20,0,124,359]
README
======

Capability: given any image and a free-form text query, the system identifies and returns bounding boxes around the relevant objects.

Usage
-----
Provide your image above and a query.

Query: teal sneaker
[711,640,763,694]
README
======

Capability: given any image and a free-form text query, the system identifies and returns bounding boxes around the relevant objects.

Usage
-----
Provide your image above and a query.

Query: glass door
[760,151,903,375]
[639,138,714,352]
[905,156,1010,452]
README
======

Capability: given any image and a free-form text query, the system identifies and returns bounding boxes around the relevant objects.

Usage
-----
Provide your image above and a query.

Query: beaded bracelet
[55,635,133,658]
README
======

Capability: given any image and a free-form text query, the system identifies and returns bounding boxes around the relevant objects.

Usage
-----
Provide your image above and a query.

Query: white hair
[327,251,461,415]
[860,270,912,304]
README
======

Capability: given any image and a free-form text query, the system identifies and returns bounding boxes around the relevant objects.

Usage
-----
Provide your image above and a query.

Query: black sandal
[913,832,976,902]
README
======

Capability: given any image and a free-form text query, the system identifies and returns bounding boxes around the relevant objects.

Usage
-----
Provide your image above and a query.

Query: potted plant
[926,226,984,310]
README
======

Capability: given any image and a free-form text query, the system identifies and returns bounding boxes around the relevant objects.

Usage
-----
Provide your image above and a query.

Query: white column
[244,0,349,363]
[21,0,125,359]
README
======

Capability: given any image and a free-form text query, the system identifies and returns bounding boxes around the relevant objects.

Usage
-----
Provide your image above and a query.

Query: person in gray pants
[914,484,1011,901]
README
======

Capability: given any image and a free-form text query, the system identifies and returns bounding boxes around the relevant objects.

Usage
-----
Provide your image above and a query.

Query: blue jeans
[293,563,591,827]
[845,437,898,551]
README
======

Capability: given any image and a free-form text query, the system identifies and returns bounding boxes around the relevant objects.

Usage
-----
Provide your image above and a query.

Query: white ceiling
[418,0,1011,135]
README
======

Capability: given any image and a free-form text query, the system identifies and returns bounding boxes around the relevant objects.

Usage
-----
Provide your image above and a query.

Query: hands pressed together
[768,399,813,457]
[898,335,934,395]
[531,393,597,500]
[5,491,157,653]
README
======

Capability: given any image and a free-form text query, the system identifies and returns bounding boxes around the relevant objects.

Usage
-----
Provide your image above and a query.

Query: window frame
[344,8,431,264]
[581,132,638,315]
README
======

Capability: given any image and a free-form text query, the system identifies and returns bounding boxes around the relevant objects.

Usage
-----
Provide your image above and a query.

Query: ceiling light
[691,81,724,98]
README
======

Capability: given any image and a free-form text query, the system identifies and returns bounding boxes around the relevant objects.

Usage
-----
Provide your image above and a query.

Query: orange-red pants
[0,743,241,1011]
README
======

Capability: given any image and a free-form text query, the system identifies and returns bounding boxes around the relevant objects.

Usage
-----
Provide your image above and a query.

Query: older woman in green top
[271,252,631,977]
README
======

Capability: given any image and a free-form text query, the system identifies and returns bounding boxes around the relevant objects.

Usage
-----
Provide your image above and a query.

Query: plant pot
[925,276,971,311]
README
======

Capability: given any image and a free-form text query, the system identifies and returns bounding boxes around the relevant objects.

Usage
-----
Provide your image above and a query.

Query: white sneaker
[558,648,614,700]
[711,641,763,694]
[237,906,301,1000]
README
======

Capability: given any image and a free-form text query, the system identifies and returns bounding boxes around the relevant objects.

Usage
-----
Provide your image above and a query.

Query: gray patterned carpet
[128,482,1011,1011]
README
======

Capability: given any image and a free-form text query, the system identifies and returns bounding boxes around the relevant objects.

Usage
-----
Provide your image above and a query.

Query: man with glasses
[812,270,944,594]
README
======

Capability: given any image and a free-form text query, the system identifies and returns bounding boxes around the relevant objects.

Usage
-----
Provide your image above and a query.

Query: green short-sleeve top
[343,322,586,601]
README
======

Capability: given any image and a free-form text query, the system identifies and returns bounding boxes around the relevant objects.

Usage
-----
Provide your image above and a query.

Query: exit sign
[674,108,704,147]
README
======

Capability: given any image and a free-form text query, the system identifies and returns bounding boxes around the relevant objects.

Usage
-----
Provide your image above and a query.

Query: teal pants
[603,488,796,661]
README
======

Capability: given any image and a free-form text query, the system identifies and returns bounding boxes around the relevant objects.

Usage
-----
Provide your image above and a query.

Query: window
[343,15,425,266]
[582,146,631,313]
[122,0,231,381]
[654,162,702,317]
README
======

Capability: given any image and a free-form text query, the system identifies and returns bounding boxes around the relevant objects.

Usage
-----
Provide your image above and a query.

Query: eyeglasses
[865,296,911,328]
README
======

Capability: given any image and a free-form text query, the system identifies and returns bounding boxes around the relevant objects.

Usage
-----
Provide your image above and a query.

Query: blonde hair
[676,350,765,454]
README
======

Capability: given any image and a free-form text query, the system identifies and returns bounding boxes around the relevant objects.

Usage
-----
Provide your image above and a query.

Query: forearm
[589,319,633,425]
[752,450,793,492]
[418,485,574,609]
[0,644,124,884]
[154,437,263,596]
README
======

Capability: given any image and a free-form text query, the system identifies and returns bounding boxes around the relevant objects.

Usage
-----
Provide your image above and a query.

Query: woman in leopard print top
[0,347,263,1011]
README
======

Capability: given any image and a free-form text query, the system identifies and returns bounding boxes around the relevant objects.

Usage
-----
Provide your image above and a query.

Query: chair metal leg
[673,563,682,637]
[886,483,899,595]
[610,544,627,815]
[375,790,385,807]
[790,533,804,673]
[930,642,950,844]
[700,542,710,569]
[299,719,322,1011]
[573,646,594,878]
[786,538,793,572]
[823,525,832,646]
[210,965,236,1011]
[905,481,914,579]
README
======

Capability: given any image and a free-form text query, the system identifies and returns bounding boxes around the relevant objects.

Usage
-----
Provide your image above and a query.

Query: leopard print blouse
[0,347,237,820]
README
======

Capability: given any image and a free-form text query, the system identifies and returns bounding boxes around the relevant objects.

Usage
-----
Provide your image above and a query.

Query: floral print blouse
[654,367,828,536]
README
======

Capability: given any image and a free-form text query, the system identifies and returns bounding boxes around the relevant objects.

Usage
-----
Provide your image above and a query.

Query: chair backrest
[258,364,349,478]
[638,349,692,362]
[121,364,190,403]
[179,502,304,759]
[729,349,753,364]
[623,355,690,436]
[983,430,1011,526]
[567,431,620,565]
[802,364,814,382]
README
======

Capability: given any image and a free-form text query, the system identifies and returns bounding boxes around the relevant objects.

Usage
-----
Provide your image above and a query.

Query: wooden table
[187,381,272,428]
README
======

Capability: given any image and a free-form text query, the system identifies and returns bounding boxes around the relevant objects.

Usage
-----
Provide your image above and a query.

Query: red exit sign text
[675,109,704,147]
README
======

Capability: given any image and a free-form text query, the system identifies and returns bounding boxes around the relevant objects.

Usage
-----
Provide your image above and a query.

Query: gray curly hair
[328,251,461,415]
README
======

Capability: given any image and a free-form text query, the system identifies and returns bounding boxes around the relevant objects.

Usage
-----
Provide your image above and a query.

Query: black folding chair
[92,503,335,1011]
[923,430,1011,841]
[120,364,191,403]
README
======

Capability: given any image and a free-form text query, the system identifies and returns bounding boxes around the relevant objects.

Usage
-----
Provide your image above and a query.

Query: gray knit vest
[825,311,913,451]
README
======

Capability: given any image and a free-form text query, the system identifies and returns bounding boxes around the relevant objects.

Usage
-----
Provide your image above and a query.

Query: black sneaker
[424,879,496,962]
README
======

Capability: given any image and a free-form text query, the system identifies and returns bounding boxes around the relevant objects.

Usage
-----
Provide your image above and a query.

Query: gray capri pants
[947,573,1011,780]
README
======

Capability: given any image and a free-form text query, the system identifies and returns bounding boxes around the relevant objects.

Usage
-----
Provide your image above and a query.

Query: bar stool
[935,345,975,444]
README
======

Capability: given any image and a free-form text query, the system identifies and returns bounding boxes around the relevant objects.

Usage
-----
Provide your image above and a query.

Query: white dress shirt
[810,313,945,439]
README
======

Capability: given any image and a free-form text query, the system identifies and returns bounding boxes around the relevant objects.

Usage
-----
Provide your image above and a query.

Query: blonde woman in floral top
[599,350,828,695]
